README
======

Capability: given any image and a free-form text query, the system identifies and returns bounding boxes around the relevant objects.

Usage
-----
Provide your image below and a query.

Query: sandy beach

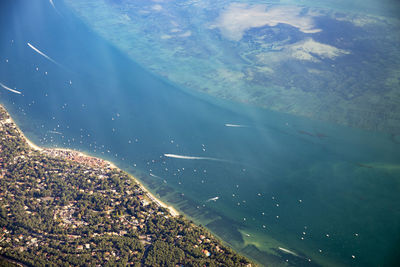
[4,116,43,152]
[143,188,179,217]
[1,104,179,217]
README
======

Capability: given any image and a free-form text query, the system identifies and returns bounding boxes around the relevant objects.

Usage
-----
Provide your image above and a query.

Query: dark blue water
[1,1,400,266]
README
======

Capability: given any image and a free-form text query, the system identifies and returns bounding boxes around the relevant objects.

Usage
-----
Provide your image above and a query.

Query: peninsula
[0,105,252,266]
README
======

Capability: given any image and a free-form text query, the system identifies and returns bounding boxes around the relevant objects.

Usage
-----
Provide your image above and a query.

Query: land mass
[0,105,252,266]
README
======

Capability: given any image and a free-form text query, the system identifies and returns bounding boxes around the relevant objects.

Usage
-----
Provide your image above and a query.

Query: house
[202,249,211,257]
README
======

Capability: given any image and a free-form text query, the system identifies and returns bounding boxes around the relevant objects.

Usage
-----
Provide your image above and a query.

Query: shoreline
[1,105,339,267]
[1,104,179,217]
[5,115,43,152]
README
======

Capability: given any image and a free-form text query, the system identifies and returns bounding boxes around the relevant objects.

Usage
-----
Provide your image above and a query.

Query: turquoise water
[1,1,400,266]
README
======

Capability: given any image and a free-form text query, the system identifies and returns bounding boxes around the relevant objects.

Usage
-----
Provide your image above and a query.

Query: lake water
[1,1,399,266]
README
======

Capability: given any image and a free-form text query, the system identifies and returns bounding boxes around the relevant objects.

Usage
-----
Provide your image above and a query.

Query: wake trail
[163,153,229,163]
[49,0,62,16]
[149,173,161,179]
[206,196,219,202]
[27,42,63,68]
[49,0,56,9]
[164,153,267,174]
[278,247,298,256]
[48,130,63,135]
[0,82,22,95]
[224,123,249,128]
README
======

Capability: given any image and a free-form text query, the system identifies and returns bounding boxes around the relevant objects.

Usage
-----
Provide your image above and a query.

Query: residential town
[0,105,251,266]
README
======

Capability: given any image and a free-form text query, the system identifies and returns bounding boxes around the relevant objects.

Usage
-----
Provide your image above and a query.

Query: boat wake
[164,153,225,162]
[27,42,62,67]
[206,196,219,202]
[149,173,161,179]
[49,0,57,12]
[0,82,22,95]
[48,130,63,135]
[225,123,248,128]
[49,0,63,16]
[278,247,298,257]
[163,153,263,173]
